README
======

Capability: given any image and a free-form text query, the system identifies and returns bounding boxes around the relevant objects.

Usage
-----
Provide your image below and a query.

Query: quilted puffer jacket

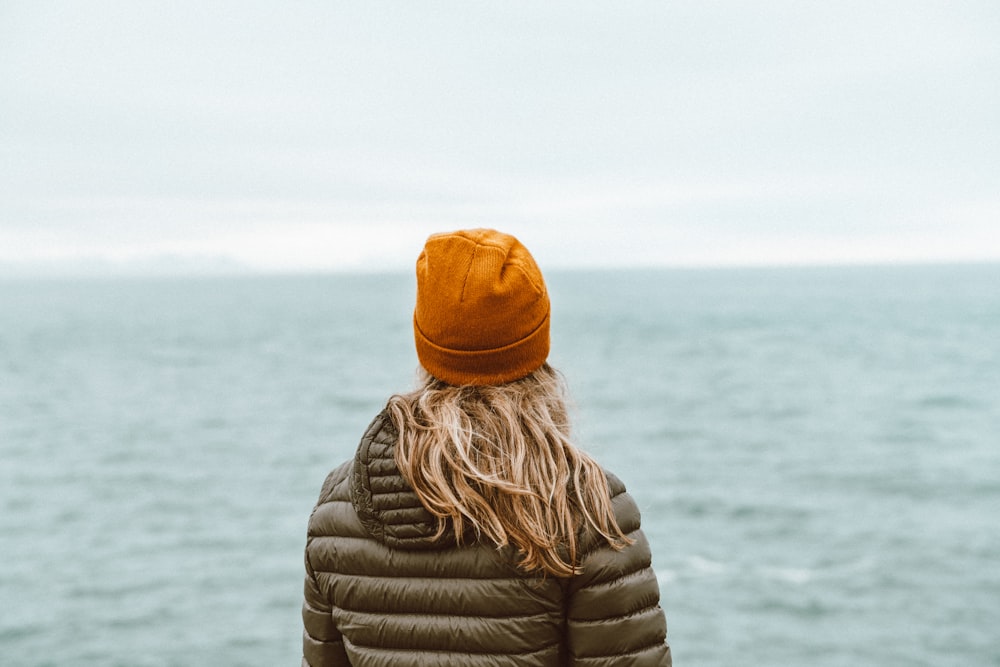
[302,411,671,666]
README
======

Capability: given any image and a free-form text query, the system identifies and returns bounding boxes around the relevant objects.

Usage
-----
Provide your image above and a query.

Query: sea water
[1,265,998,666]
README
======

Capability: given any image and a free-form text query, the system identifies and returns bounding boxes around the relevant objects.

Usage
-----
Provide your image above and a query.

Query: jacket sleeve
[302,466,353,667]
[302,537,349,666]
[564,489,671,666]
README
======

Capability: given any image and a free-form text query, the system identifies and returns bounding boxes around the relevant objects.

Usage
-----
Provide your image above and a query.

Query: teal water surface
[1,265,998,666]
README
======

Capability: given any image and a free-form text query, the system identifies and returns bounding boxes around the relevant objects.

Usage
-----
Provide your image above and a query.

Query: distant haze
[2,1,998,275]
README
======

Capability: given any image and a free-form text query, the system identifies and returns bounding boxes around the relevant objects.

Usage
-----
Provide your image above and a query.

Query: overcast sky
[2,1,998,274]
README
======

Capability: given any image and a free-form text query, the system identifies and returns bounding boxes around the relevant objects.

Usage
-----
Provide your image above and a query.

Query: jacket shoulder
[573,468,653,591]
[307,415,386,541]
[316,460,352,504]
[602,468,642,536]
[311,411,394,512]
[306,459,358,540]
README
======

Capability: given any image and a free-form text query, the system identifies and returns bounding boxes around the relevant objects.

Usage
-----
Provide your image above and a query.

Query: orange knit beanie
[413,229,550,386]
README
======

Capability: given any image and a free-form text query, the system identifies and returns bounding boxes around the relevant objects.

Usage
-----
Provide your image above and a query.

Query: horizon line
[2,256,999,281]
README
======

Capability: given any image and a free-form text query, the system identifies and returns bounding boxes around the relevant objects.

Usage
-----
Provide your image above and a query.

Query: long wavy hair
[385,363,633,577]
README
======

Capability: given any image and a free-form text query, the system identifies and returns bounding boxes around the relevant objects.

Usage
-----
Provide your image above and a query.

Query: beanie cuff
[414,310,550,386]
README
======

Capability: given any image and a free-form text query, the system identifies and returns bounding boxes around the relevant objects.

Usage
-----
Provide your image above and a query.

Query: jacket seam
[313,570,534,583]
[342,636,561,657]
[336,608,556,622]
[570,602,662,626]
[570,637,668,659]
[577,562,652,592]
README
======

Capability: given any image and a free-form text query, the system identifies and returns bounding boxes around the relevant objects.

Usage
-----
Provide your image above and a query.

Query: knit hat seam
[504,260,545,297]
[458,245,476,305]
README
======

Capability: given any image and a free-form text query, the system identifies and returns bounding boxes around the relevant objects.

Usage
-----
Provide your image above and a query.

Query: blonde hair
[386,363,633,577]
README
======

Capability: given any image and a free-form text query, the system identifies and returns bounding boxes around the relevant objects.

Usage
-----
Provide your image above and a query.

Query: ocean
[1,265,998,666]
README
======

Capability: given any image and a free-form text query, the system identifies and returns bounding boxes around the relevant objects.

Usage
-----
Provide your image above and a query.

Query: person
[302,228,671,666]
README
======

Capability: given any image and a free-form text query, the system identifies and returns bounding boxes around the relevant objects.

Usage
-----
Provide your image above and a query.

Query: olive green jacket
[302,411,671,666]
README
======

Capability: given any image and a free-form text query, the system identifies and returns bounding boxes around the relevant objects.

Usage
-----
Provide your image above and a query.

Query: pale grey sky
[2,1,998,274]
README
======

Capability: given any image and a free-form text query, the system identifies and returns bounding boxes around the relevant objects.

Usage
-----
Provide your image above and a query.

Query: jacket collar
[350,410,452,550]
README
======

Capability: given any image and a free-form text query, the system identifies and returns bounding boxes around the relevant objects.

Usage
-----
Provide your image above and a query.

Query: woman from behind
[303,229,671,666]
